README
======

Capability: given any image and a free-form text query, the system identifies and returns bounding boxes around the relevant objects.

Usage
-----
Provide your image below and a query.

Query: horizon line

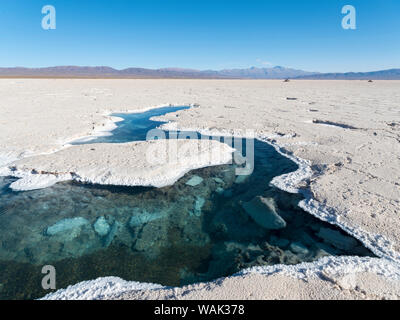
[0,65,399,74]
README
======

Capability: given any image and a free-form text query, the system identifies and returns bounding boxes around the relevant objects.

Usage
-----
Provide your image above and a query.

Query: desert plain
[0,79,400,300]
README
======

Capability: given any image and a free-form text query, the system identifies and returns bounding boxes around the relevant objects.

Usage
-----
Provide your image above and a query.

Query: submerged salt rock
[317,227,358,251]
[185,175,204,187]
[93,217,111,237]
[234,175,249,184]
[192,197,205,217]
[213,177,224,184]
[215,187,224,195]
[104,221,121,247]
[241,196,286,230]
[315,248,330,260]
[283,250,301,265]
[129,211,163,228]
[46,217,89,236]
[290,242,309,255]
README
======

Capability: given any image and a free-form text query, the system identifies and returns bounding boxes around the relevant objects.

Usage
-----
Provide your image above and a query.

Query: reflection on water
[0,107,375,299]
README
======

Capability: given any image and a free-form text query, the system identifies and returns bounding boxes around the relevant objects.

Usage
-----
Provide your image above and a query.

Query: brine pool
[0,106,374,299]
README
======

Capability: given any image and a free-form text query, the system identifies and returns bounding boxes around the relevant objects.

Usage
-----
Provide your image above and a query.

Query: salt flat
[1,79,400,300]
[5,139,234,190]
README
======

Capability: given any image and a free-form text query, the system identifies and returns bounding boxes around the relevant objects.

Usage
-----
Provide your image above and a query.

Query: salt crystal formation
[241,196,287,230]
[93,217,111,237]
[46,218,89,236]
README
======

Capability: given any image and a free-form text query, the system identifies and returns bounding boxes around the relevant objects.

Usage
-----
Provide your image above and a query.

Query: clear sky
[0,0,399,72]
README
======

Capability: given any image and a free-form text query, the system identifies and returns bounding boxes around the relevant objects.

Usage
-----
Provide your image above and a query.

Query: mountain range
[0,66,399,79]
[296,68,400,80]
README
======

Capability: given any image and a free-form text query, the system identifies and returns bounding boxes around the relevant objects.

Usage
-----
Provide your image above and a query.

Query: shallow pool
[0,106,374,299]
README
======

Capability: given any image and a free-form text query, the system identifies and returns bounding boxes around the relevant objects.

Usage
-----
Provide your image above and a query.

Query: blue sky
[0,0,399,72]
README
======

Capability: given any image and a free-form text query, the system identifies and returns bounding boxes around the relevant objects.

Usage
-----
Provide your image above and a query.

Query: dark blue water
[0,106,374,300]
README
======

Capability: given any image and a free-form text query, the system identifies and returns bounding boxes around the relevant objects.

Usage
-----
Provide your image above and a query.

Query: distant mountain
[0,66,398,79]
[296,68,400,80]
[0,66,318,79]
[217,66,317,79]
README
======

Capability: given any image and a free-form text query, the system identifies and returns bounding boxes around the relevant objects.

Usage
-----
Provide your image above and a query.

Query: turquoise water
[0,106,374,299]
[71,105,190,144]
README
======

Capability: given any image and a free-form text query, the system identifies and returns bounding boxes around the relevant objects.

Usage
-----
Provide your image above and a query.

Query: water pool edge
[42,105,400,299]
[0,104,398,299]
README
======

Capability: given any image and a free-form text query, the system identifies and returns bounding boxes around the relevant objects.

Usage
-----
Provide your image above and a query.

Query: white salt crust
[0,103,397,299]
[4,139,235,191]
[43,112,400,300]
